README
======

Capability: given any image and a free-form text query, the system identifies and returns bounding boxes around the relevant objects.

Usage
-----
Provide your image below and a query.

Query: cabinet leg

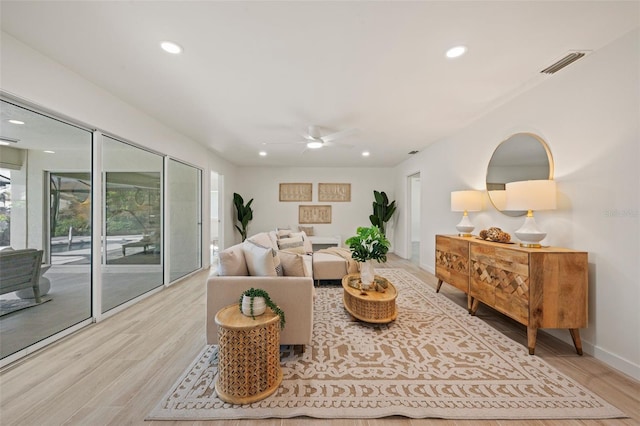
[470,299,479,316]
[467,296,473,314]
[569,329,583,355]
[527,326,538,355]
[436,279,443,293]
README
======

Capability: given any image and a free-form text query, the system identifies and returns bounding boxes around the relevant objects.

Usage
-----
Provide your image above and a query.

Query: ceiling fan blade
[262,140,307,146]
[324,140,353,148]
[320,128,357,143]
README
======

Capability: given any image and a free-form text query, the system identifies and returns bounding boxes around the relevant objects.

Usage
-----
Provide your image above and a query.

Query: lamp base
[455,214,475,237]
[514,215,546,248]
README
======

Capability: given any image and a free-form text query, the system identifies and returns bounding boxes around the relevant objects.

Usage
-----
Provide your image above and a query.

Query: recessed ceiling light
[307,141,323,149]
[44,150,55,154]
[8,119,24,125]
[259,151,267,156]
[362,151,370,157]
[446,45,467,59]
[0,141,10,146]
[160,41,182,54]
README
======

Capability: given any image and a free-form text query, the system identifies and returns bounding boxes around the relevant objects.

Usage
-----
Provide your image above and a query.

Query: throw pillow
[218,244,248,276]
[248,232,276,250]
[277,235,303,249]
[289,231,313,254]
[277,250,306,277]
[298,225,314,236]
[276,229,292,239]
[242,241,277,276]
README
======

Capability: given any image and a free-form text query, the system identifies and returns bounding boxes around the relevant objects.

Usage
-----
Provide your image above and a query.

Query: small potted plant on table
[345,226,390,289]
[238,288,286,330]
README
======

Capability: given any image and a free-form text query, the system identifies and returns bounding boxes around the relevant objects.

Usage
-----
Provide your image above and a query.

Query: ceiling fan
[264,125,356,150]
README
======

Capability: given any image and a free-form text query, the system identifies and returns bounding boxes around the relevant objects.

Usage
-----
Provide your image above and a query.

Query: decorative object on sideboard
[486,132,553,217]
[232,193,253,241]
[369,190,396,236]
[450,190,482,237]
[505,179,557,248]
[345,226,390,288]
[478,227,511,243]
[238,287,286,330]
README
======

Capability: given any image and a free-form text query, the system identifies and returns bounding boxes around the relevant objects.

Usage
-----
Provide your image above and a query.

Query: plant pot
[241,295,266,317]
[360,260,375,289]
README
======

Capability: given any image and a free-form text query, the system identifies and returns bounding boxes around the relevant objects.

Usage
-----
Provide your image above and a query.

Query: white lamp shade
[451,190,482,212]
[505,180,556,211]
[488,190,507,211]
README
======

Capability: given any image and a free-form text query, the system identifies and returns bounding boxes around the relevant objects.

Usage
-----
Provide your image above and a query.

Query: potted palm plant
[345,226,390,288]
[238,288,286,330]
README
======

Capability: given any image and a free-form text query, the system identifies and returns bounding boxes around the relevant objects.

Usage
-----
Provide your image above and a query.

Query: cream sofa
[206,231,315,347]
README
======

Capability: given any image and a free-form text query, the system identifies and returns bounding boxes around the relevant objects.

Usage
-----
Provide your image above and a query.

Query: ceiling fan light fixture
[307,141,323,149]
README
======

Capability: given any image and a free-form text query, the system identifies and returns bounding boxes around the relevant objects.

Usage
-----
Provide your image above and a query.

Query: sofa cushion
[218,244,248,276]
[277,250,307,277]
[276,229,292,239]
[242,240,277,276]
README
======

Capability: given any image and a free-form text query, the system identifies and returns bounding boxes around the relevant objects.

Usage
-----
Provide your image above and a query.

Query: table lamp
[451,190,482,237]
[505,180,556,247]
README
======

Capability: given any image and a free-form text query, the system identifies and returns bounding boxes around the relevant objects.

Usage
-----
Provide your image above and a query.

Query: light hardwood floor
[1,254,638,426]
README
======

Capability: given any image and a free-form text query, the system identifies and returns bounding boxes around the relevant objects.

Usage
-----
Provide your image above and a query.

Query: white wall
[394,29,640,379]
[232,167,395,247]
[1,32,238,267]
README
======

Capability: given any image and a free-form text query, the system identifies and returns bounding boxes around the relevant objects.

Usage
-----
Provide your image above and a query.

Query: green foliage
[345,226,390,263]
[369,190,396,236]
[238,287,286,330]
[233,193,254,241]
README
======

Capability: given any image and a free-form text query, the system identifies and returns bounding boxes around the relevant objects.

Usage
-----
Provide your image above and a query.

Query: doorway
[408,173,421,265]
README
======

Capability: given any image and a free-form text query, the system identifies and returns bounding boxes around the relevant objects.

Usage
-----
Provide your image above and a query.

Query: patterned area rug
[148,269,625,420]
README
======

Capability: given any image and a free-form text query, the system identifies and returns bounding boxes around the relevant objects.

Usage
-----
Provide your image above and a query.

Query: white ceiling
[1,1,638,168]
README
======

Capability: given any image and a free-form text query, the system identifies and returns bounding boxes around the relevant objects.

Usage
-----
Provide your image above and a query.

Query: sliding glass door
[0,100,93,359]
[168,159,202,282]
[1,98,205,364]
[102,136,163,313]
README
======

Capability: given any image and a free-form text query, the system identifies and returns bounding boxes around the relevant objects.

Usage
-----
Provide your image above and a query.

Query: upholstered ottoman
[312,252,349,283]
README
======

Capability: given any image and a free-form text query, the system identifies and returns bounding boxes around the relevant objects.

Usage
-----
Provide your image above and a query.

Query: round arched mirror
[486,133,553,217]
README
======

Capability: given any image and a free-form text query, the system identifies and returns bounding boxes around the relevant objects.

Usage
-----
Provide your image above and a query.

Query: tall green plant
[369,190,396,236]
[233,192,253,241]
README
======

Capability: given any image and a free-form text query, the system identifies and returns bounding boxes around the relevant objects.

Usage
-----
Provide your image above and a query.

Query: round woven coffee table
[214,304,283,404]
[342,273,398,324]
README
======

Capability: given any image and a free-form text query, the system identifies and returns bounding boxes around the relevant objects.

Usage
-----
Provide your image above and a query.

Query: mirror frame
[486,132,554,217]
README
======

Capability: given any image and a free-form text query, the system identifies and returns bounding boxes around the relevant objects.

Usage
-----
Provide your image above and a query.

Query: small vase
[360,260,375,289]
[241,295,266,317]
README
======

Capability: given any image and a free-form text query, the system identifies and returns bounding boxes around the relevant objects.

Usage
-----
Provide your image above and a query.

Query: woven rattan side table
[342,273,398,324]
[214,304,283,404]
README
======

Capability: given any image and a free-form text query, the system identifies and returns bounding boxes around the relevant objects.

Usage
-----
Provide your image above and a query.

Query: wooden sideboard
[435,234,588,355]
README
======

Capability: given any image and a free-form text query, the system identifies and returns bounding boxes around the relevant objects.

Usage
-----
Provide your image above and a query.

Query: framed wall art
[318,183,351,202]
[299,205,332,224]
[279,183,312,202]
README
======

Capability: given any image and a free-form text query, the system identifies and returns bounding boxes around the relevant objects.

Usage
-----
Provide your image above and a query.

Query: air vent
[408,150,419,155]
[540,52,586,74]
